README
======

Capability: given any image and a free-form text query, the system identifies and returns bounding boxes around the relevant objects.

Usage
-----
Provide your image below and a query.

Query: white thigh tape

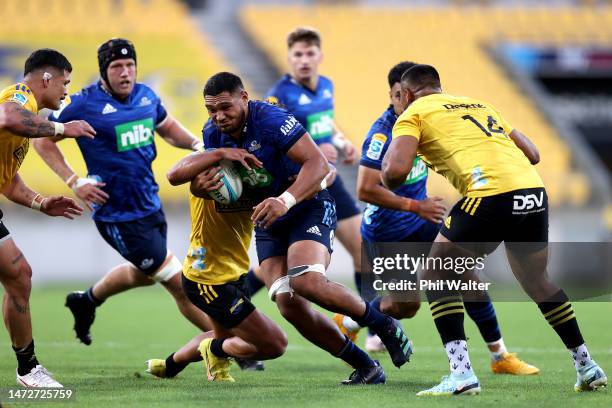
[153,254,182,282]
[268,276,291,301]
[268,264,327,301]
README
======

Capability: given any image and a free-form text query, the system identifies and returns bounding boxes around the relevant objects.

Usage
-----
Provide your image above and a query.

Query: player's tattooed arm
[0,102,55,138]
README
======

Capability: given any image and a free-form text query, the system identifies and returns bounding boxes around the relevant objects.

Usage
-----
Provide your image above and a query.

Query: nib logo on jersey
[115,118,155,152]
[307,110,334,141]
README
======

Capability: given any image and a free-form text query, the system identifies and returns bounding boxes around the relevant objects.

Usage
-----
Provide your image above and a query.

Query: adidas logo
[306,226,321,236]
[298,94,311,105]
[102,103,117,114]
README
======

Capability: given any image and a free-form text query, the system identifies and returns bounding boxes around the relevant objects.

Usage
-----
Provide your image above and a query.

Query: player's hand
[41,195,83,219]
[218,148,263,170]
[413,197,447,223]
[190,167,223,198]
[319,143,338,163]
[252,197,288,229]
[63,120,96,139]
[74,181,109,211]
[343,141,357,165]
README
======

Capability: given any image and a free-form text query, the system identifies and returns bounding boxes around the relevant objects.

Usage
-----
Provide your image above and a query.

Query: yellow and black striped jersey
[0,83,38,190]
[182,194,253,285]
[392,93,544,197]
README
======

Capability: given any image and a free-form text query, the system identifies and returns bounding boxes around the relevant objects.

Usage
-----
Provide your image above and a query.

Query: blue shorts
[327,175,360,221]
[255,191,337,263]
[95,209,168,275]
[363,220,441,262]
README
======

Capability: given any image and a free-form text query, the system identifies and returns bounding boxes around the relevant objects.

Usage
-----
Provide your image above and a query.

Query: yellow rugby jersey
[392,93,544,197]
[0,83,38,190]
[182,194,253,285]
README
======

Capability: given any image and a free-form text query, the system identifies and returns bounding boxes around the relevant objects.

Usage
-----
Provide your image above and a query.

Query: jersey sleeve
[360,125,391,170]
[392,107,421,141]
[154,98,168,126]
[1,86,37,113]
[50,93,82,123]
[262,105,307,152]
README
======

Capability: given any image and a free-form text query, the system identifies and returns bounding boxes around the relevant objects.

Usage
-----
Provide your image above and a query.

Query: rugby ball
[208,160,243,204]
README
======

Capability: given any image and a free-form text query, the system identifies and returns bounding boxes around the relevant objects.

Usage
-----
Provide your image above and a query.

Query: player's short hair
[24,49,72,76]
[401,64,441,90]
[204,72,244,96]
[287,27,321,49]
[388,61,417,88]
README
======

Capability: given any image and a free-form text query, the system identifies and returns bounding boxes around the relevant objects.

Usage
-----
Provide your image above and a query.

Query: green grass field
[0,285,610,407]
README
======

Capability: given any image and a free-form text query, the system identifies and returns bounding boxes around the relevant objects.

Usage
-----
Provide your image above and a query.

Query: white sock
[445,340,474,376]
[571,344,593,370]
[487,338,508,361]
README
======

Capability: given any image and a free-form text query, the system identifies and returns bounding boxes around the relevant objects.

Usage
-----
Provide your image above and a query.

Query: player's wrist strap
[332,133,347,150]
[276,191,297,210]
[52,122,64,136]
[31,194,45,211]
[191,139,204,151]
[65,174,78,188]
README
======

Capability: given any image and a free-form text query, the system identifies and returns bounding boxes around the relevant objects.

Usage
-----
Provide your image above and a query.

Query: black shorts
[95,209,168,275]
[182,274,256,329]
[440,187,548,254]
[327,175,360,221]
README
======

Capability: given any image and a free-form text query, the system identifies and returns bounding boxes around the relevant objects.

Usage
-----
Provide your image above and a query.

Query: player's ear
[240,89,249,103]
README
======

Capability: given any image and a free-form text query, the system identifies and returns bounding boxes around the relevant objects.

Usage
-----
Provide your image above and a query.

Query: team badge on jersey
[366,133,387,160]
[10,93,27,106]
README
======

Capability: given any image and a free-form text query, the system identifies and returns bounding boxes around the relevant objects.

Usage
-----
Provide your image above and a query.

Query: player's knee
[260,331,287,359]
[384,301,420,319]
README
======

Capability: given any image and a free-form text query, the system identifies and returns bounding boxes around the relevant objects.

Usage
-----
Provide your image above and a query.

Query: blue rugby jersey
[52,82,167,222]
[360,105,429,242]
[266,74,335,146]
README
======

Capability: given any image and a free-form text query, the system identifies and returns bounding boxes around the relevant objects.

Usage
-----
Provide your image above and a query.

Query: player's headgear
[97,38,137,87]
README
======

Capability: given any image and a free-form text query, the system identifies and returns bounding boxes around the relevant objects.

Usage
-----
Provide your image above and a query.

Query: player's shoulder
[131,83,161,104]
[202,118,220,143]
[267,74,293,96]
[251,99,290,120]
[318,75,334,88]
[0,83,35,108]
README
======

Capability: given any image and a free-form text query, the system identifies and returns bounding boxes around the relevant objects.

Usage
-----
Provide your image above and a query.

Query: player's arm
[156,113,203,151]
[0,102,95,139]
[1,173,83,219]
[509,129,540,165]
[252,133,329,229]
[167,148,262,186]
[32,137,108,211]
[358,165,445,223]
[332,122,357,165]
[382,135,418,190]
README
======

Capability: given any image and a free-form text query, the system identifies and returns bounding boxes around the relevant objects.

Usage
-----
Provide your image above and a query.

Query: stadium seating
[241,5,612,205]
[0,0,230,201]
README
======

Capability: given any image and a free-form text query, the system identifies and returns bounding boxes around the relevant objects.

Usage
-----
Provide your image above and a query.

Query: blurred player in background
[246,28,365,334]
[383,64,607,395]
[334,61,539,376]
[0,49,95,387]
[33,38,213,347]
[145,147,287,382]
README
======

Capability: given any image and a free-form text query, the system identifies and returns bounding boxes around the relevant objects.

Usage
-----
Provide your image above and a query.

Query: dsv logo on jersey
[115,118,155,152]
[513,191,544,212]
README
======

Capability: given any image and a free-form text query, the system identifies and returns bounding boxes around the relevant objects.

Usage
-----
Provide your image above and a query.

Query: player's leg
[0,227,62,387]
[260,255,385,384]
[159,261,212,331]
[146,331,214,378]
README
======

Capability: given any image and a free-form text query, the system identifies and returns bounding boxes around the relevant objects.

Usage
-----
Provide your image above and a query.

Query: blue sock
[355,301,389,332]
[86,287,104,307]
[245,269,265,297]
[366,297,383,335]
[335,336,375,369]
[464,298,501,343]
